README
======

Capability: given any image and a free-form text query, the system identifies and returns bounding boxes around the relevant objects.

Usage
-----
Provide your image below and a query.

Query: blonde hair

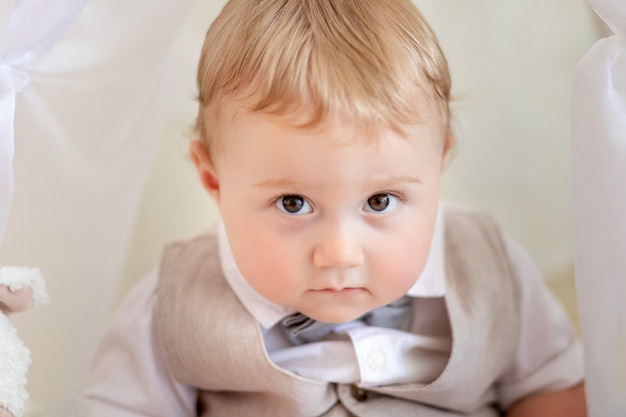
[195,0,451,152]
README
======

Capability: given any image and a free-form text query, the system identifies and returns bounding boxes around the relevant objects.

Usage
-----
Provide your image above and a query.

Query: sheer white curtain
[0,0,88,244]
[1,0,195,415]
[0,1,88,415]
[572,0,626,416]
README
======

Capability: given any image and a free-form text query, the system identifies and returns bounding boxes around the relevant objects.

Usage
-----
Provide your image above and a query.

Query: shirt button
[367,350,386,370]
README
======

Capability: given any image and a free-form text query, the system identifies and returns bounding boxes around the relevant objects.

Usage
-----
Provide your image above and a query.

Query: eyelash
[366,192,407,215]
[274,194,314,216]
[272,192,407,216]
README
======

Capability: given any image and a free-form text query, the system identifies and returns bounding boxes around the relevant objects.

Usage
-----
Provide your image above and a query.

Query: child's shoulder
[441,202,506,247]
[442,201,498,223]
[160,224,221,266]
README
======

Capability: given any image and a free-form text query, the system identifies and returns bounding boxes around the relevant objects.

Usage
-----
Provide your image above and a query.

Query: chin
[306,309,366,324]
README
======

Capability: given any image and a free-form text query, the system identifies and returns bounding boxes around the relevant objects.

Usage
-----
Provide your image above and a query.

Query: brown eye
[367,194,389,211]
[276,195,312,215]
[364,194,399,213]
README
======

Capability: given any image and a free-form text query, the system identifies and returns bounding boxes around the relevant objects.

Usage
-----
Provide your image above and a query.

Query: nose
[312,223,364,268]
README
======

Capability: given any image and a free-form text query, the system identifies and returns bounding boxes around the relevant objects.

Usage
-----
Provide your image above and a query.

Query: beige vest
[156,206,520,416]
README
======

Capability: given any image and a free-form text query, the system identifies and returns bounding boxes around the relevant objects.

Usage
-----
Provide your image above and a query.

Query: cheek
[225,219,305,300]
[384,237,430,287]
[371,219,435,294]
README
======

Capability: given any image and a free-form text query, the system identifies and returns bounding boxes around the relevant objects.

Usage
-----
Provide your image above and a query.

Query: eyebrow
[254,176,423,189]
[254,179,302,189]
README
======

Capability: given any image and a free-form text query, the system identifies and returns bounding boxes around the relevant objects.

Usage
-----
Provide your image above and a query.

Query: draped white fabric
[572,1,626,416]
[0,0,601,415]
[0,1,88,415]
[1,0,195,415]
[0,0,89,242]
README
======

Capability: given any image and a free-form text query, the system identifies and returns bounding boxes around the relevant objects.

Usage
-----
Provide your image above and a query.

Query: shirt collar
[217,206,446,329]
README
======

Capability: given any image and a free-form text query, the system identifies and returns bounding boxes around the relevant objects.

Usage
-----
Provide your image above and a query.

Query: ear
[189,140,221,203]
[443,133,455,157]
[442,133,456,169]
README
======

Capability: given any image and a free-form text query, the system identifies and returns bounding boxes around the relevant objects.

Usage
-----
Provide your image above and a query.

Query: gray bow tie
[281,296,413,345]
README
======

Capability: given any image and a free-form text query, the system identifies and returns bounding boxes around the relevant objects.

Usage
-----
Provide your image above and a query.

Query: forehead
[210,102,446,203]
[209,97,447,155]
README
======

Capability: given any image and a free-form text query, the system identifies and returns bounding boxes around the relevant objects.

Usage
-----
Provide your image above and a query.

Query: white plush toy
[0,267,48,417]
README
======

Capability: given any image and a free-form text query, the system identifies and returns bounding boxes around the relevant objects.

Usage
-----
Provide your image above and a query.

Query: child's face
[192,106,446,324]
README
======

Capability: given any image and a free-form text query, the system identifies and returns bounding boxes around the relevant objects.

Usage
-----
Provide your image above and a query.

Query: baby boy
[79,0,586,416]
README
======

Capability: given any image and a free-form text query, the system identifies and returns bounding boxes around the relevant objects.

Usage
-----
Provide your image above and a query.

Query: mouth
[312,287,366,294]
